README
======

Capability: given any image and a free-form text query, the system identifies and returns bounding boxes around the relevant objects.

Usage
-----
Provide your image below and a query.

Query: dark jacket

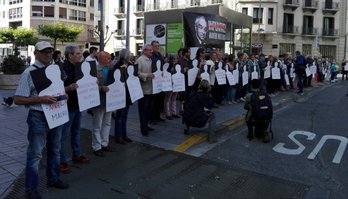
[113,59,132,106]
[63,60,80,111]
[183,90,214,128]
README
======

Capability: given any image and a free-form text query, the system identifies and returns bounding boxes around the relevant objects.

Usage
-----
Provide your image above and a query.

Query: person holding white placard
[61,45,90,173]
[178,47,192,114]
[14,41,69,198]
[90,51,114,157]
[285,56,295,89]
[304,55,314,87]
[136,44,155,136]
[225,55,237,104]
[295,51,306,95]
[210,52,225,106]
[112,49,133,145]
[164,55,180,120]
[330,61,339,83]
[150,41,166,124]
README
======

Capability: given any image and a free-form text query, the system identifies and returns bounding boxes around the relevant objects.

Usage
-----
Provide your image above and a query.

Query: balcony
[302,27,318,36]
[283,25,299,35]
[211,0,222,4]
[146,3,161,11]
[322,2,339,14]
[114,7,126,18]
[114,29,125,39]
[322,28,338,37]
[283,0,300,11]
[133,28,144,39]
[133,4,144,16]
[302,0,318,13]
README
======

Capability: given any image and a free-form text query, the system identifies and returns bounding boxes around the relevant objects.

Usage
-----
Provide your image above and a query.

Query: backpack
[250,91,273,121]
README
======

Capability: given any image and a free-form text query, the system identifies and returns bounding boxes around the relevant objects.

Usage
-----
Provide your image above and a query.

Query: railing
[116,29,125,36]
[322,2,339,10]
[302,27,318,35]
[303,0,318,8]
[283,25,299,34]
[284,0,300,6]
[322,28,338,36]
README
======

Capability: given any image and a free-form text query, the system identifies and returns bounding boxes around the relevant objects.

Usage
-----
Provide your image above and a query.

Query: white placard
[226,69,235,86]
[271,67,281,79]
[215,62,226,85]
[126,65,144,103]
[290,67,295,78]
[160,63,173,91]
[188,60,199,86]
[145,24,166,45]
[152,60,162,94]
[242,71,249,86]
[76,61,100,112]
[345,64,348,71]
[284,74,290,85]
[106,69,126,112]
[172,64,185,92]
[264,66,271,79]
[39,65,69,129]
[305,66,311,77]
[310,65,317,75]
[232,69,239,84]
[251,71,258,80]
[201,65,210,84]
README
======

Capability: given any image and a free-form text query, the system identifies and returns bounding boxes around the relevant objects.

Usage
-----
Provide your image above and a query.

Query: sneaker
[93,149,105,157]
[298,92,304,96]
[59,162,71,174]
[72,155,90,163]
[49,180,69,189]
[102,146,114,152]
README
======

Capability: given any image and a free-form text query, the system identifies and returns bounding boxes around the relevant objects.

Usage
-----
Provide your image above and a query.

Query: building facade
[0,0,100,56]
[233,0,347,61]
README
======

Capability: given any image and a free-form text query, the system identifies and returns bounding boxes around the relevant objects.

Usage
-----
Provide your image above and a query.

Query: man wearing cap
[14,41,69,199]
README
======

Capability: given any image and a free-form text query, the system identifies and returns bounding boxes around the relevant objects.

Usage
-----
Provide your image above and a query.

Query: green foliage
[1,55,25,74]
[37,23,83,48]
[0,28,38,55]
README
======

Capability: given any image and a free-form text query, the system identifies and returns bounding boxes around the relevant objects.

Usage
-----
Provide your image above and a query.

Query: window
[283,13,294,33]
[90,13,94,21]
[268,8,273,24]
[59,7,66,18]
[90,0,94,7]
[78,0,86,7]
[279,43,295,56]
[242,8,248,15]
[69,0,77,6]
[303,15,314,34]
[69,9,77,20]
[117,20,124,35]
[253,8,263,24]
[323,17,335,36]
[136,18,144,34]
[190,0,200,6]
[302,44,312,56]
[3,11,5,19]
[44,6,54,17]
[78,10,86,21]
[32,6,43,17]
[59,0,68,4]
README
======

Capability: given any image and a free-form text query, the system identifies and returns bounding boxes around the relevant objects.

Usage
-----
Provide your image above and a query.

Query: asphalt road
[203,80,348,199]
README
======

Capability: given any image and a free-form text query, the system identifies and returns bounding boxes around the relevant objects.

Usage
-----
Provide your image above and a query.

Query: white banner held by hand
[215,62,226,85]
[152,60,162,94]
[76,61,100,112]
[188,59,199,86]
[126,65,144,103]
[106,69,126,112]
[160,63,173,92]
[172,64,185,92]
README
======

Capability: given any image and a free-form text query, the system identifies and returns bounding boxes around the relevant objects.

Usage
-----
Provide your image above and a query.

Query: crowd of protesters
[14,38,346,199]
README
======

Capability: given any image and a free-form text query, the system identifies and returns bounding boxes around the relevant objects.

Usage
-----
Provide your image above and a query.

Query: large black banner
[183,12,227,48]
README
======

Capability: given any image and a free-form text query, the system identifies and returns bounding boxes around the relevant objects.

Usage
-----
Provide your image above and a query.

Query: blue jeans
[25,110,63,193]
[225,85,236,102]
[60,110,81,163]
[114,106,130,139]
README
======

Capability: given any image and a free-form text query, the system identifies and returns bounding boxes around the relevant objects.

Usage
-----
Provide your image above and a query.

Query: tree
[37,23,83,49]
[0,28,37,55]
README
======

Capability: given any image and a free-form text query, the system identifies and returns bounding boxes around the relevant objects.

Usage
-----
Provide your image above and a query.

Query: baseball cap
[35,41,54,51]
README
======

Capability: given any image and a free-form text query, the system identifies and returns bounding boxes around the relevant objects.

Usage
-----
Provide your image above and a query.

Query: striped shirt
[14,60,46,111]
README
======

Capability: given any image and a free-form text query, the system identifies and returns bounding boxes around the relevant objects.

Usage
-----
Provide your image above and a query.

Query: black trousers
[247,121,269,137]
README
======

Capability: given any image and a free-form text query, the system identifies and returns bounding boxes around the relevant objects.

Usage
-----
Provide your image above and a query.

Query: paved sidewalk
[0,80,333,198]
